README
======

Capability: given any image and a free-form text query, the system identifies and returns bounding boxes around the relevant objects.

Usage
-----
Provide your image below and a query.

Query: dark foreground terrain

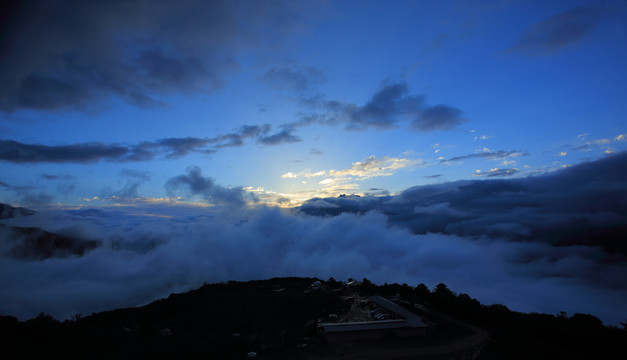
[1,277,625,359]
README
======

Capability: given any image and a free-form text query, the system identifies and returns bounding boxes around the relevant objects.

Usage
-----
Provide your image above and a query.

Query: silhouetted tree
[360,278,376,294]
[432,283,455,307]
[414,283,430,302]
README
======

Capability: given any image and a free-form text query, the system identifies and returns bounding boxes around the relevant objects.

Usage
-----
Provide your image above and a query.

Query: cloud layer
[302,152,627,257]
[0,0,312,112]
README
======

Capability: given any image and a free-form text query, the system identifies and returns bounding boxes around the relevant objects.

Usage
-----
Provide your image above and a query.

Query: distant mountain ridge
[0,202,99,260]
[0,202,35,219]
[0,224,100,260]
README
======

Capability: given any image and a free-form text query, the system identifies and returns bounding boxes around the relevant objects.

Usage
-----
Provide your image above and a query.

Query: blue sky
[1,0,626,207]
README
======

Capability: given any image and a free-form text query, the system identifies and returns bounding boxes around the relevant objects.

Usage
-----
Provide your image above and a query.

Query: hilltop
[0,277,625,359]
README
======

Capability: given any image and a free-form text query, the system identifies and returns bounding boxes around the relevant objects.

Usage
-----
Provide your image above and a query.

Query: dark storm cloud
[165,166,253,207]
[260,66,326,94]
[509,7,604,54]
[411,104,467,131]
[442,150,528,163]
[0,0,312,112]
[301,151,627,256]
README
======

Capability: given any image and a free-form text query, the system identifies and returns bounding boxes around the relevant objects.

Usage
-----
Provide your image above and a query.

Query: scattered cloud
[431,33,449,49]
[340,82,425,130]
[40,174,73,181]
[165,166,255,207]
[283,155,422,182]
[411,104,467,131]
[281,170,327,179]
[0,123,298,164]
[590,139,611,145]
[0,181,53,207]
[329,155,422,179]
[0,79,474,165]
[0,139,142,163]
[257,127,301,145]
[472,168,519,177]
[40,173,76,195]
[364,188,391,196]
[259,66,326,94]
[473,134,492,141]
[441,150,528,163]
[295,81,467,133]
[571,135,625,154]
[282,155,424,197]
[509,7,605,54]
[101,169,152,200]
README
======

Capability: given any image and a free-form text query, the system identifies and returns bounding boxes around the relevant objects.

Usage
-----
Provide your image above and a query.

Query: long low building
[318,296,428,343]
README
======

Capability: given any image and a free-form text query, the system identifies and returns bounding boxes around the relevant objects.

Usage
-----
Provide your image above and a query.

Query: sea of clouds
[1,199,625,326]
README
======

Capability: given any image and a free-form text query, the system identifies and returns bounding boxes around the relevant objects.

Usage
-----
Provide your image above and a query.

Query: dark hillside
[0,277,625,359]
